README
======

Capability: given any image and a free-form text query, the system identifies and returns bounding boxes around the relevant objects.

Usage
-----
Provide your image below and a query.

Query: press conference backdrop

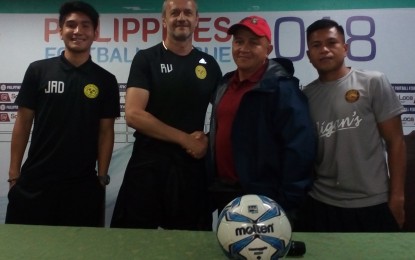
[0,0,414,225]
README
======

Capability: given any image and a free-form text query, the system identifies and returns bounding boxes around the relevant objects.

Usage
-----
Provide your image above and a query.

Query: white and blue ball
[216,194,292,260]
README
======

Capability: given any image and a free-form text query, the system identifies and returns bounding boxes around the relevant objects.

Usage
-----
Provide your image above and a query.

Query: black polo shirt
[16,52,120,187]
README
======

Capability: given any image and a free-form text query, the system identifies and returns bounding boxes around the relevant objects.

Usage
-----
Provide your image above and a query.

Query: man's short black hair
[59,1,99,30]
[306,19,345,43]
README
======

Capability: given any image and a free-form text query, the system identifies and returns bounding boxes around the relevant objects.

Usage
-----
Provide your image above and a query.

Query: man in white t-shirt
[299,18,406,232]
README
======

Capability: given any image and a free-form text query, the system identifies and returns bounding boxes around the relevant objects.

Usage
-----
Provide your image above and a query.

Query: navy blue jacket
[208,58,316,212]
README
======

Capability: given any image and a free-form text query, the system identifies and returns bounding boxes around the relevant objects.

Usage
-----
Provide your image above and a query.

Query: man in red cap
[207,16,316,225]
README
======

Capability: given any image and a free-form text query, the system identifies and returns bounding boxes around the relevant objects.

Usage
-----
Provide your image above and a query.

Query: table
[1,224,414,259]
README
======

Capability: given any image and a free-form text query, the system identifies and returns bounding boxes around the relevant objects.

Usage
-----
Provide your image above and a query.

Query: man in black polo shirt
[6,1,120,227]
[110,0,222,230]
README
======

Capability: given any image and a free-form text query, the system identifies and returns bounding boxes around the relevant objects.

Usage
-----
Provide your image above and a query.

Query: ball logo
[345,89,360,103]
[195,65,207,79]
[84,84,99,99]
[248,205,258,214]
[235,223,274,236]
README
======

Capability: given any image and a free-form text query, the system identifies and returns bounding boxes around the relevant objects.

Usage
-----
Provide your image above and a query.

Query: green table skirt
[1,224,414,259]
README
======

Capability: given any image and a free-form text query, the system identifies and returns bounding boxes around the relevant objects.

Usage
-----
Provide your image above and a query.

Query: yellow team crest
[84,84,99,99]
[345,89,360,103]
[195,65,207,79]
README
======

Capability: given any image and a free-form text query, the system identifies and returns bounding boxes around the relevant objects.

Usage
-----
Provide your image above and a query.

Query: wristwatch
[98,175,110,185]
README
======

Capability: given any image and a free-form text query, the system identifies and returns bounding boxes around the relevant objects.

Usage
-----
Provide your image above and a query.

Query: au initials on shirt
[160,64,173,73]
[45,81,64,93]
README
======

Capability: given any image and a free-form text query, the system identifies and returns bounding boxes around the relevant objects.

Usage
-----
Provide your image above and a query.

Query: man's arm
[125,87,207,158]
[378,115,406,228]
[97,118,115,185]
[8,107,34,188]
[275,78,316,211]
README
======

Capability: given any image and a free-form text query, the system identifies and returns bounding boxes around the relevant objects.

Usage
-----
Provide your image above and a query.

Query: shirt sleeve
[15,63,39,110]
[126,50,151,90]
[370,72,405,122]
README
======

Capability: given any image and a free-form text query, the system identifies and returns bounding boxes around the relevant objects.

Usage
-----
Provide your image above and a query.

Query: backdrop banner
[1,7,414,225]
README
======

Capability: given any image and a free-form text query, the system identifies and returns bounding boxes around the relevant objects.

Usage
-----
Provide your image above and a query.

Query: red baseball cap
[228,16,271,42]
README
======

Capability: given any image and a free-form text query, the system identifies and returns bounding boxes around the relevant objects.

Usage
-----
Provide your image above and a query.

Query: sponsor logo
[397,94,415,105]
[235,223,274,236]
[398,95,413,101]
[402,115,415,126]
[317,111,363,138]
[0,104,18,111]
[0,113,10,122]
[0,93,11,102]
[402,116,415,121]
[6,85,20,90]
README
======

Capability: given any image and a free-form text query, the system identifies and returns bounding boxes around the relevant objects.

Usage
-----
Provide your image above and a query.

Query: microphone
[286,240,306,257]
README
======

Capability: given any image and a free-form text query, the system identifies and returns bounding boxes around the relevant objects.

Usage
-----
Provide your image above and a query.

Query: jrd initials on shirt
[45,81,64,93]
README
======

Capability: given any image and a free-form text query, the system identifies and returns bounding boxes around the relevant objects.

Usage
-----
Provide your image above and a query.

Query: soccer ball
[216,194,292,260]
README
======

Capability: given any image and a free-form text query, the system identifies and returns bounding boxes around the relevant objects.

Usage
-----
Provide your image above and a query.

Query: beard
[169,22,193,42]
[172,32,192,41]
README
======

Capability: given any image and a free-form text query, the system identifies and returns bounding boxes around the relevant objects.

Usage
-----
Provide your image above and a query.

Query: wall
[1,0,414,226]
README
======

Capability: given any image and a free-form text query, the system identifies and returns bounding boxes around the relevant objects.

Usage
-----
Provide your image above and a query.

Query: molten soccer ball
[216,194,292,260]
